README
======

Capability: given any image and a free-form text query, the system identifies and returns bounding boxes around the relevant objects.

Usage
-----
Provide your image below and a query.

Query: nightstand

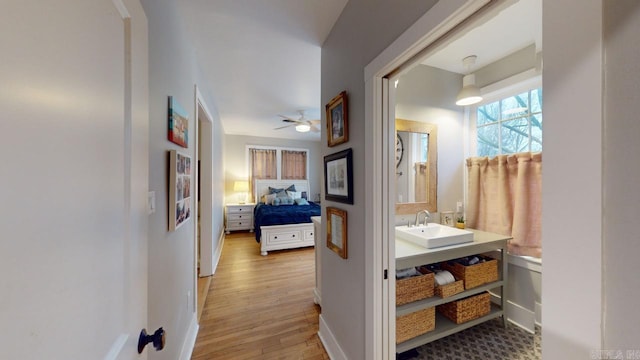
[225,203,255,234]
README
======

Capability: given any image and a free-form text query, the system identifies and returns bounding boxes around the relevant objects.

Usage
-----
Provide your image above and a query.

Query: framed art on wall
[324,148,353,204]
[169,150,192,231]
[326,90,348,147]
[168,96,189,148]
[326,207,347,259]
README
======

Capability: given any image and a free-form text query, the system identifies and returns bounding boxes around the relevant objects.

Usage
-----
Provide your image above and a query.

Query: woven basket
[437,292,491,324]
[396,267,434,305]
[434,280,464,298]
[441,256,498,290]
[396,307,435,344]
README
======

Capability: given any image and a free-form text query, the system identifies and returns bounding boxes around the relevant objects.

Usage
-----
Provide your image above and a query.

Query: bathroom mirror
[395,119,437,214]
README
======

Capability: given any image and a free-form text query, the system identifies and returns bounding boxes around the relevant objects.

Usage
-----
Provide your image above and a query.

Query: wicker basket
[434,280,464,298]
[396,307,435,344]
[437,292,491,324]
[396,267,434,305]
[441,256,498,290]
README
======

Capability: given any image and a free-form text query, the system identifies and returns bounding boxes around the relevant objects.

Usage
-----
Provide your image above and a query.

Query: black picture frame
[324,148,353,204]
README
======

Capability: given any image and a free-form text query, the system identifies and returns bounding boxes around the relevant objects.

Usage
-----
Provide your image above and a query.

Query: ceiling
[421,0,541,74]
[178,0,348,141]
[177,0,541,141]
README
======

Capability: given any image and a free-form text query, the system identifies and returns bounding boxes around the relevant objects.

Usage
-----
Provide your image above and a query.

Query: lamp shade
[233,180,249,192]
[456,74,483,106]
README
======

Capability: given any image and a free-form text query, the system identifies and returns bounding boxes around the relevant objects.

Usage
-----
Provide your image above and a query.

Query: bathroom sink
[395,223,474,249]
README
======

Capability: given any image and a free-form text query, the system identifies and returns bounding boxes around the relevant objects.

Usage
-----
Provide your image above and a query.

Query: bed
[253,179,321,256]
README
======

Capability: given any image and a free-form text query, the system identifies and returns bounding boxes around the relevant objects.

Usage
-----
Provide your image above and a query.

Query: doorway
[194,86,214,320]
[365,0,542,357]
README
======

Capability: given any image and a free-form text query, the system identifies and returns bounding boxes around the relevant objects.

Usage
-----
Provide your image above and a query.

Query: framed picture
[440,210,454,227]
[327,207,347,259]
[324,148,354,204]
[168,96,189,148]
[169,150,192,231]
[326,90,348,147]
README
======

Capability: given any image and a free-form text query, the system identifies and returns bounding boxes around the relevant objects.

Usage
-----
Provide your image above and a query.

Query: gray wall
[603,0,640,350]
[223,135,322,203]
[142,0,225,359]
[321,0,438,358]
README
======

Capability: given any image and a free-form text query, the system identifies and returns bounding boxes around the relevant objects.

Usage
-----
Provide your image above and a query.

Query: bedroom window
[249,148,277,179]
[475,87,542,156]
[281,150,307,180]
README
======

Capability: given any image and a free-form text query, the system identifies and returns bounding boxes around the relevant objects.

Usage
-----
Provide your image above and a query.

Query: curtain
[466,152,542,258]
[414,162,427,202]
[249,149,277,200]
[282,150,307,180]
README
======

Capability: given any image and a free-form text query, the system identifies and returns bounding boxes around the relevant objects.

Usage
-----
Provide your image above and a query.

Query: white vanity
[395,229,511,353]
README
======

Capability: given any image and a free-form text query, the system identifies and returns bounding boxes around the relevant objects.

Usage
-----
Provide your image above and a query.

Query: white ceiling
[178,0,348,141]
[177,0,541,141]
[422,0,541,74]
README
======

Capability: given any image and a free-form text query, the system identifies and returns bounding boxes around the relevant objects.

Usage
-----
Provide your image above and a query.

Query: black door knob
[138,327,165,353]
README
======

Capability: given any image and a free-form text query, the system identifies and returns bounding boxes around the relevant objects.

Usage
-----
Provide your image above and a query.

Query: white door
[0,0,149,359]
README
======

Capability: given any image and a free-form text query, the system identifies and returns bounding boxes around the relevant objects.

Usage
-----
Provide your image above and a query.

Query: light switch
[148,191,156,214]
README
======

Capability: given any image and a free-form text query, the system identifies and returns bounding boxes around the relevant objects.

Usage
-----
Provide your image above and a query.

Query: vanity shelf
[395,229,510,353]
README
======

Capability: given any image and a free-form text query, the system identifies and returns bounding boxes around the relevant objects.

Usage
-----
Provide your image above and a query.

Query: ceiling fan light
[456,74,483,106]
[295,124,310,132]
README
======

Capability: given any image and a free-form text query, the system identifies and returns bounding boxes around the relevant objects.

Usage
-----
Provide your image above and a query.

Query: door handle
[138,327,165,353]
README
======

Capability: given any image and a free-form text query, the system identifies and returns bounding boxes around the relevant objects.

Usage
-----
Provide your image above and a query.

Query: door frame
[193,86,214,296]
[363,1,506,357]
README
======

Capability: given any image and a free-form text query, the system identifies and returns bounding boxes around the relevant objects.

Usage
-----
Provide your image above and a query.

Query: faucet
[415,210,431,227]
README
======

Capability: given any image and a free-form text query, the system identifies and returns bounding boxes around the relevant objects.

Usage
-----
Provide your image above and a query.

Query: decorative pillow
[262,193,277,205]
[268,186,284,194]
[286,184,296,192]
[294,198,309,206]
[287,191,302,199]
[276,190,294,205]
[272,197,281,206]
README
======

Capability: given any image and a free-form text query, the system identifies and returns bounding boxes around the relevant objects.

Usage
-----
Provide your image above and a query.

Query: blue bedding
[253,202,321,242]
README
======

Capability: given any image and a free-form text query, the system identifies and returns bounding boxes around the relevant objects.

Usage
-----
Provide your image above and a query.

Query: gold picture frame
[326,91,348,147]
[326,207,348,259]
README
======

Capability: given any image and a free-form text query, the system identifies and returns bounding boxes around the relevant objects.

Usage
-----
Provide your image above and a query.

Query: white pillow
[287,191,302,199]
[262,193,277,205]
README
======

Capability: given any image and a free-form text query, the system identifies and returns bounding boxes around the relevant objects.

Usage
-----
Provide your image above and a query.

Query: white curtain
[466,152,542,258]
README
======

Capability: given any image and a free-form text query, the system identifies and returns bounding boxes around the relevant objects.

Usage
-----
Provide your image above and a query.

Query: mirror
[395,119,437,214]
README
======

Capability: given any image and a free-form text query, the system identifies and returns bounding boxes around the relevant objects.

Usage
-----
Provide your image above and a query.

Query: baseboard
[318,314,347,360]
[179,313,199,360]
[211,229,225,275]
[313,288,322,306]
[489,292,536,334]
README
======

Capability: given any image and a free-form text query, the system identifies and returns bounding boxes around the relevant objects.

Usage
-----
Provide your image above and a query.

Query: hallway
[192,232,328,359]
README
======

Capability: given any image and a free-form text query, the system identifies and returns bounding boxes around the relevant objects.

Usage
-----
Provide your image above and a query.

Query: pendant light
[456,55,483,106]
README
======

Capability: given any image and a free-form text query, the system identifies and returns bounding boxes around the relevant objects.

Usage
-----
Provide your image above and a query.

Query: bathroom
[393,0,542,336]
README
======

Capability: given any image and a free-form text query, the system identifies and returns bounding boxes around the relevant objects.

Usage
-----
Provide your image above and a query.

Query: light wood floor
[192,232,328,360]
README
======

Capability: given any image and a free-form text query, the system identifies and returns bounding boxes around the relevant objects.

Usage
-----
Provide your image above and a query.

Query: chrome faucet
[415,210,431,227]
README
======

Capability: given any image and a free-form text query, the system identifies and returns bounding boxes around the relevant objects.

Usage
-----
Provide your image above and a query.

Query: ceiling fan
[274,110,320,133]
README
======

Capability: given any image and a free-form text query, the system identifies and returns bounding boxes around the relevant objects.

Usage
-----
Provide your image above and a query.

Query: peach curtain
[282,150,307,180]
[249,149,277,200]
[414,162,427,202]
[466,152,542,257]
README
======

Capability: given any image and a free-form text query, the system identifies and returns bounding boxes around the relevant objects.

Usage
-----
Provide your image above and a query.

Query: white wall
[223,135,322,204]
[395,65,465,222]
[602,0,640,350]
[542,0,603,358]
[0,1,149,358]
[141,0,225,359]
[320,0,439,358]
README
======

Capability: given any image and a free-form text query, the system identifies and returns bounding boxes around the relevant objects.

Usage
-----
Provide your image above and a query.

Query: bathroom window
[475,88,542,157]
